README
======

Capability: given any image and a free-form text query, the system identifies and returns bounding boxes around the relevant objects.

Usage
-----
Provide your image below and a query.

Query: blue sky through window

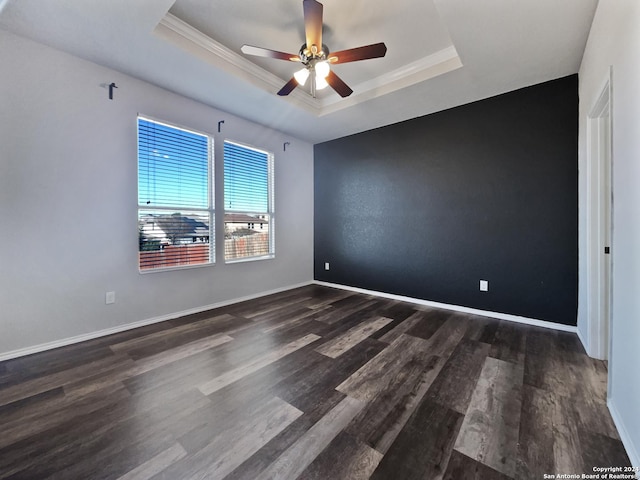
[138,118,209,209]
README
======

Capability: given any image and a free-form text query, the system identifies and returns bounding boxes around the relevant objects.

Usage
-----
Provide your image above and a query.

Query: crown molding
[156,14,321,114]
[156,13,462,117]
[318,45,462,115]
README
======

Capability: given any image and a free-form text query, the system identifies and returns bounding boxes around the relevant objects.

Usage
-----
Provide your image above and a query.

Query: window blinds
[138,118,210,209]
[223,141,274,261]
[223,141,269,213]
[137,117,213,270]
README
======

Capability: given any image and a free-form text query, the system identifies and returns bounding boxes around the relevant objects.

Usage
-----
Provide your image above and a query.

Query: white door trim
[585,67,613,364]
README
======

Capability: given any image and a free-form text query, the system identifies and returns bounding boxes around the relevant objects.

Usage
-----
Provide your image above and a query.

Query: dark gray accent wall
[314,75,578,325]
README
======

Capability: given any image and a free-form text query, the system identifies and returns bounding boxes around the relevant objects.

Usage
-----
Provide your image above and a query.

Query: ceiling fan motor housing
[300,43,330,64]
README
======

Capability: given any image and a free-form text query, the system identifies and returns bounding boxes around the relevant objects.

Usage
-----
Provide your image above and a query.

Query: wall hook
[218,120,225,133]
[108,82,117,100]
[284,142,291,152]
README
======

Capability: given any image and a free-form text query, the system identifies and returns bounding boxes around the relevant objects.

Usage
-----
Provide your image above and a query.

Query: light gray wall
[0,30,314,358]
[578,0,640,467]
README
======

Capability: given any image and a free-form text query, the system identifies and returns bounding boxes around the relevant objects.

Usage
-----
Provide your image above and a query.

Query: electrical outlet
[479,280,489,292]
[106,291,116,304]
[324,262,330,271]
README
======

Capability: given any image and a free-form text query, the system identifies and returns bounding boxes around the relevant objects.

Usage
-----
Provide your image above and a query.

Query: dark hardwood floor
[0,285,630,479]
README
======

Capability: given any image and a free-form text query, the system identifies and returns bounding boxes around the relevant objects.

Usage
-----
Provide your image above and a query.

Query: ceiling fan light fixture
[315,73,329,90]
[240,0,387,98]
[294,67,310,86]
[315,60,330,78]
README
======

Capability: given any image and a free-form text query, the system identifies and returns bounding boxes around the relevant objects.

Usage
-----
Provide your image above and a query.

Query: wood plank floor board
[578,429,632,474]
[312,298,381,325]
[377,310,426,344]
[39,422,178,480]
[316,304,389,336]
[122,321,245,361]
[0,342,121,388]
[0,386,64,424]
[377,301,419,321]
[243,295,314,320]
[416,313,471,358]
[556,329,589,354]
[404,309,452,341]
[276,338,385,414]
[223,392,347,480]
[370,399,464,480]
[214,287,309,317]
[523,328,558,391]
[122,328,316,397]
[175,393,304,458]
[109,313,236,354]
[488,321,528,365]
[200,348,327,422]
[299,431,384,480]
[345,351,444,454]
[0,385,210,480]
[254,396,364,480]
[571,396,621,440]
[60,333,235,402]
[116,443,187,480]
[0,382,132,450]
[336,333,432,403]
[0,285,630,480]
[198,333,321,395]
[424,338,492,414]
[261,306,332,334]
[0,385,135,476]
[443,450,514,480]
[463,315,500,344]
[525,329,609,405]
[308,304,386,341]
[453,356,524,478]
[315,316,393,358]
[552,393,586,475]
[178,350,335,456]
[516,384,557,480]
[0,353,135,407]
[302,288,355,310]
[149,396,303,480]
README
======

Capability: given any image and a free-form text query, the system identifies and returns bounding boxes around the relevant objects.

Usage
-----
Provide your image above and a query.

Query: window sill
[138,261,214,274]
[224,254,275,265]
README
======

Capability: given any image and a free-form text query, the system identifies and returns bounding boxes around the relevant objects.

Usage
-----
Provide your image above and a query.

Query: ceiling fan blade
[328,42,387,64]
[241,45,300,62]
[326,70,353,97]
[277,77,299,96]
[303,0,323,55]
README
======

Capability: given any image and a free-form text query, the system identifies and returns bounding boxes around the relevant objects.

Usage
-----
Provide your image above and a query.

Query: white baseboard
[314,281,578,333]
[608,398,640,470]
[577,327,589,355]
[0,281,313,362]
[1,279,578,361]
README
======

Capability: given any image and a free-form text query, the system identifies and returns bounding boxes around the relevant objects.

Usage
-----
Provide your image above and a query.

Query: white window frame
[223,140,275,263]
[137,115,215,273]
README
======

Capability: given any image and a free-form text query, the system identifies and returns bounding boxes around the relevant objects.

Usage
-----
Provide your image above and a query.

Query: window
[137,117,214,271]
[223,141,274,262]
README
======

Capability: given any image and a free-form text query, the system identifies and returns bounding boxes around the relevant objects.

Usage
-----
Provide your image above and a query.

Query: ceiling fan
[240,0,387,98]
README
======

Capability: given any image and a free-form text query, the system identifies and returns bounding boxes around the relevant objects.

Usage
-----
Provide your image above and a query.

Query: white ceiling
[0,0,598,143]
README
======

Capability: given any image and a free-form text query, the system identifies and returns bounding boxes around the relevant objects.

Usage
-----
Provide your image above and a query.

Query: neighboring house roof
[224,213,266,224]
[140,213,209,243]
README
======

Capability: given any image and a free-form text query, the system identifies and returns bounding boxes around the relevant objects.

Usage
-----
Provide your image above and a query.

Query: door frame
[586,67,613,366]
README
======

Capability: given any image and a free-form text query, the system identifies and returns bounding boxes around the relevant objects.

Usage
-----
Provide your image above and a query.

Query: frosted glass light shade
[294,68,310,86]
[315,73,329,90]
[315,61,330,78]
